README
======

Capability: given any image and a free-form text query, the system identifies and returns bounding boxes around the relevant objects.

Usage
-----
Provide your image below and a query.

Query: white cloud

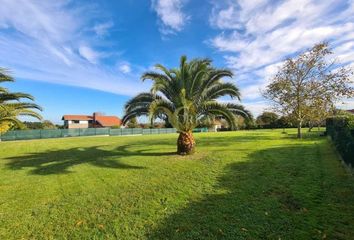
[93,21,114,36]
[0,35,145,96]
[210,0,354,72]
[152,0,189,34]
[0,1,146,96]
[118,63,131,74]
[79,45,100,64]
[243,101,269,117]
[210,6,241,30]
[335,41,354,64]
[209,0,354,112]
[210,0,267,30]
[241,84,263,100]
[338,99,354,110]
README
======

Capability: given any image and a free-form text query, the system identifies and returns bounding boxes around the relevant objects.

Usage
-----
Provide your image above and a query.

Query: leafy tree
[0,68,42,132]
[276,115,293,128]
[126,117,139,128]
[334,109,354,117]
[55,124,65,129]
[264,43,354,138]
[42,120,56,129]
[256,111,279,128]
[306,98,334,131]
[122,56,250,155]
[23,120,56,129]
[23,121,42,129]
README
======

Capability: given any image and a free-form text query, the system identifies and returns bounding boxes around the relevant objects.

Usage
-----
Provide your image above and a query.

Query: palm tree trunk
[177,131,195,155]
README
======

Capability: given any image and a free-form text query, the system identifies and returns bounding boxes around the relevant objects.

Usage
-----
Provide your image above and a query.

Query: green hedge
[326,116,354,167]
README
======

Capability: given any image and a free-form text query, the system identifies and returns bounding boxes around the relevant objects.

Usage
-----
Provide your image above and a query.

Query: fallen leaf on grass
[75,220,84,226]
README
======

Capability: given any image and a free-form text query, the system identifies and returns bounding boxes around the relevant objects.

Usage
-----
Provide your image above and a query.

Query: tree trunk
[308,121,313,132]
[297,121,302,139]
[177,131,195,155]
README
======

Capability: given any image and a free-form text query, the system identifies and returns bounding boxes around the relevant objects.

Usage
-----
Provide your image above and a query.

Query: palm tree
[0,68,42,129]
[122,56,251,155]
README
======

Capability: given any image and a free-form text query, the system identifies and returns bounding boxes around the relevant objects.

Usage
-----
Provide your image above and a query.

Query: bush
[326,116,354,167]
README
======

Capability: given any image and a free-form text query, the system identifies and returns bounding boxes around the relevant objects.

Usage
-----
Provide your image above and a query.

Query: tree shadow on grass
[4,144,175,175]
[147,143,350,240]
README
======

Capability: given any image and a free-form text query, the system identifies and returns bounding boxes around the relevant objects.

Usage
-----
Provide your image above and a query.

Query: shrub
[326,115,354,167]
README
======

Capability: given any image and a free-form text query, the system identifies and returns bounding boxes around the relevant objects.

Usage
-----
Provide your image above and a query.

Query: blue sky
[1,0,354,123]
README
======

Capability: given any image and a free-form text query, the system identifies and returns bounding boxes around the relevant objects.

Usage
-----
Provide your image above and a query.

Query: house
[346,109,354,115]
[62,112,121,129]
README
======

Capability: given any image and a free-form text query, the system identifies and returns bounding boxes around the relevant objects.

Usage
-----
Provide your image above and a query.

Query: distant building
[62,112,121,129]
[346,109,354,115]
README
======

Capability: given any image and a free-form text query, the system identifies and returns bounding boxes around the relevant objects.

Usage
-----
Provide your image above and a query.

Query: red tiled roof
[95,116,122,127]
[346,109,354,114]
[62,115,92,121]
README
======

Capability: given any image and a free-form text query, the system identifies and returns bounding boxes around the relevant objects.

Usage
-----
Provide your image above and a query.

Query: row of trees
[22,120,63,130]
[121,43,353,155]
[255,112,290,129]
[0,68,42,133]
[1,42,352,154]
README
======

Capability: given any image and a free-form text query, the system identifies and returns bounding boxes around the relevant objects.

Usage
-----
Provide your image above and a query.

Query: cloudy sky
[0,0,353,123]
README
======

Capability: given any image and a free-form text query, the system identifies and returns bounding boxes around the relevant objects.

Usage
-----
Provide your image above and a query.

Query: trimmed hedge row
[326,116,354,167]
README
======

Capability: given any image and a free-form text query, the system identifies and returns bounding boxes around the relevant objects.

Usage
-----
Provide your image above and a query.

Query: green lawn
[0,129,353,239]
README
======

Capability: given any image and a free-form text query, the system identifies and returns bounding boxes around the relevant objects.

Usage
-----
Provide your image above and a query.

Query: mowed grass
[0,129,354,239]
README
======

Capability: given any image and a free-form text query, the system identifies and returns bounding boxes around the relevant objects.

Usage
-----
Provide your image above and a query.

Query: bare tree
[264,43,354,138]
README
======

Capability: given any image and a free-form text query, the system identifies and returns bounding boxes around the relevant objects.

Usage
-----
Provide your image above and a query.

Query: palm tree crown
[123,56,250,155]
[0,68,42,130]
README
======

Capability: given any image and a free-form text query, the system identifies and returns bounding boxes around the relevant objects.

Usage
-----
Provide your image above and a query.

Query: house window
[73,120,80,124]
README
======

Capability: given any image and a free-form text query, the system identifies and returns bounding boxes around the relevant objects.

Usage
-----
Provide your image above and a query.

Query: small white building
[62,113,121,129]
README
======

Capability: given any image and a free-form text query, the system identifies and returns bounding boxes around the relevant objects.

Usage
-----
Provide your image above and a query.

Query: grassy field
[0,129,353,239]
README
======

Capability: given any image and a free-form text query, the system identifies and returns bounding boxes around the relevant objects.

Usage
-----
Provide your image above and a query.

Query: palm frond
[4,102,43,111]
[200,102,237,130]
[203,82,241,101]
[123,57,248,132]
[148,99,175,126]
[0,68,14,83]
[0,116,22,127]
[225,103,252,119]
